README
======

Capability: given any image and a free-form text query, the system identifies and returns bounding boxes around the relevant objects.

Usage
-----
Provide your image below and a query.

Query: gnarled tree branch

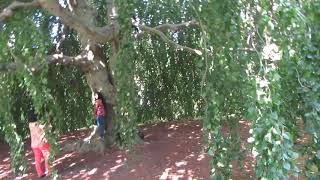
[139,25,202,55]
[46,53,91,66]
[0,52,92,73]
[0,0,40,21]
[0,61,20,72]
[38,0,116,44]
[154,20,199,32]
[137,20,199,37]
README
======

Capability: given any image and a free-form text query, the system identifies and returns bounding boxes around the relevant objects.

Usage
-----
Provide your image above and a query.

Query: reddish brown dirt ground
[0,120,254,180]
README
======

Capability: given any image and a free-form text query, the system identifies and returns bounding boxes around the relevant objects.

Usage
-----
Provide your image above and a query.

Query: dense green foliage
[0,0,319,179]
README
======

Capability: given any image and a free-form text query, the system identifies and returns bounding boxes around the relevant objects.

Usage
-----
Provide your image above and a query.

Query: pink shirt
[29,122,47,148]
[94,99,106,118]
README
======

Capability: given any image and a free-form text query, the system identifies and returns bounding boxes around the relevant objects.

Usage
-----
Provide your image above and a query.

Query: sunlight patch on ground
[0,170,10,178]
[187,169,194,176]
[187,153,195,158]
[168,124,179,130]
[188,135,199,139]
[159,168,172,179]
[69,162,76,168]
[197,154,205,161]
[175,160,187,167]
[14,173,29,179]
[54,152,75,164]
[116,158,126,164]
[177,169,185,173]
[72,174,80,179]
[103,163,124,178]
[88,168,98,175]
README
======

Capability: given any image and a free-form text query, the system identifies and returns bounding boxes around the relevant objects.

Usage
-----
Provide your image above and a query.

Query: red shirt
[94,99,106,118]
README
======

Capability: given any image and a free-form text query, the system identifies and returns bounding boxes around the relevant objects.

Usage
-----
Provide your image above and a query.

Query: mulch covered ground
[0,120,254,180]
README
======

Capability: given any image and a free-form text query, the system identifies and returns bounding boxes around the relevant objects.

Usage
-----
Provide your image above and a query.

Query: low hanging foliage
[197,0,319,179]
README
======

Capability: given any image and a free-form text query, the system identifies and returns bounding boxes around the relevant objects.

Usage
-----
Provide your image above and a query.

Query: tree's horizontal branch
[46,53,91,66]
[154,20,199,32]
[0,61,19,72]
[139,25,202,55]
[0,0,40,21]
[1,0,116,44]
[0,53,92,73]
[137,20,199,38]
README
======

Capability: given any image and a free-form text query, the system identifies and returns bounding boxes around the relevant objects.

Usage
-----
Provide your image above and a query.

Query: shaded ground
[0,120,254,180]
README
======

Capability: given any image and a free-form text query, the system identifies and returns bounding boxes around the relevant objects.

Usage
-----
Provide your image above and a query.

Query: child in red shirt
[93,92,107,139]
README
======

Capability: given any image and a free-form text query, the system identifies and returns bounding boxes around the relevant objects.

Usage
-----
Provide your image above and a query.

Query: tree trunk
[48,0,121,153]
[64,48,117,153]
[85,59,117,147]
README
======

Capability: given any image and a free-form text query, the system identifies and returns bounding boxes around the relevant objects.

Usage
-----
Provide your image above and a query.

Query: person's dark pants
[96,116,106,139]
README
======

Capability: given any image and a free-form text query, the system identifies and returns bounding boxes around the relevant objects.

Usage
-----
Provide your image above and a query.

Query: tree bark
[61,0,118,152]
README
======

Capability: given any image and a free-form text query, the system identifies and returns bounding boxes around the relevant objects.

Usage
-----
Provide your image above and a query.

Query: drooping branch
[0,61,20,72]
[0,0,40,21]
[137,20,199,37]
[139,25,202,55]
[154,20,199,32]
[0,52,92,73]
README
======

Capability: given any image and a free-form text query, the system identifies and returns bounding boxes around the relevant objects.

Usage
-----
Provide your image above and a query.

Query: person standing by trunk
[28,108,50,178]
[93,92,107,140]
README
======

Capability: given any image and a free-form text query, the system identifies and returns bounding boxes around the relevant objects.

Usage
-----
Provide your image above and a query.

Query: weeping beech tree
[0,0,319,179]
[0,0,202,151]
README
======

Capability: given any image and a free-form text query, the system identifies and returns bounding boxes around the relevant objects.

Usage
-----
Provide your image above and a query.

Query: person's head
[27,108,38,123]
[94,92,104,101]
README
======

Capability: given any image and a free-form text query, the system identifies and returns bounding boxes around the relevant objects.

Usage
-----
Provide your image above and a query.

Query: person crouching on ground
[93,92,107,140]
[28,108,50,178]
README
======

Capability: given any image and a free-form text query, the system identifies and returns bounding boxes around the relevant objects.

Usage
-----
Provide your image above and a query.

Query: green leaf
[282,132,290,140]
[316,150,320,159]
[283,162,291,170]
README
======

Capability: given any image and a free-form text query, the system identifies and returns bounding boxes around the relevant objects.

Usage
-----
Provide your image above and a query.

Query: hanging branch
[0,0,40,21]
[139,24,202,55]
[0,52,93,73]
[0,62,20,72]
[153,20,199,32]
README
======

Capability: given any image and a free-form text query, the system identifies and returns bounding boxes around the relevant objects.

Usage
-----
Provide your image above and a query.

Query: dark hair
[27,108,38,123]
[95,92,104,101]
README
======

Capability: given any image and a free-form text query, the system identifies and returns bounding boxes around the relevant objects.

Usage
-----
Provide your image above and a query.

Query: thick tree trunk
[64,51,117,153]
[85,62,116,146]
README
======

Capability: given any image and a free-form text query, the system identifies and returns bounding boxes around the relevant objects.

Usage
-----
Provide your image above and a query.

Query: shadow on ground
[0,120,254,180]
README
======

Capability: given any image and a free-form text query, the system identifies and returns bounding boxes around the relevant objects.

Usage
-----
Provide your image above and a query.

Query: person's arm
[93,101,97,117]
[38,124,48,143]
